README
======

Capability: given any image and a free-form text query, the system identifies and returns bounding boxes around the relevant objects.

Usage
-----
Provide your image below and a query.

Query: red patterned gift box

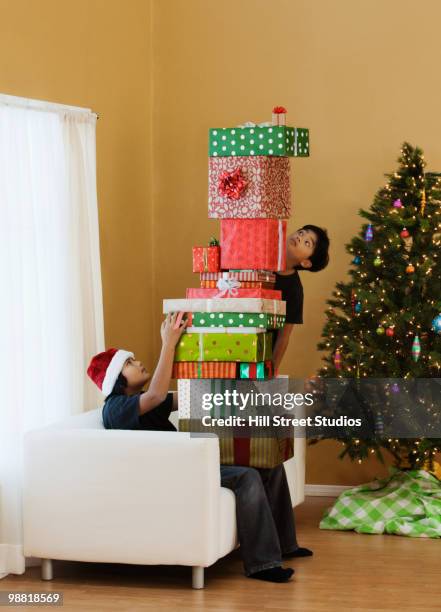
[172,360,274,380]
[192,245,220,273]
[208,156,291,219]
[172,362,238,379]
[200,271,276,283]
[200,280,275,289]
[186,287,282,300]
[220,219,286,271]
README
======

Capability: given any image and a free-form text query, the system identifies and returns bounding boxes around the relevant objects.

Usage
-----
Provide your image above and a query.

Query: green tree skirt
[320,468,441,538]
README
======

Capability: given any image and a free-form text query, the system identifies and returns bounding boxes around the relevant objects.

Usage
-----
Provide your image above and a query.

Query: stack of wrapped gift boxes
[163,107,309,468]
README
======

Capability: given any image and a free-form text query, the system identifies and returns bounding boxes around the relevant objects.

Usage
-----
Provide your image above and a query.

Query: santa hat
[87,348,134,396]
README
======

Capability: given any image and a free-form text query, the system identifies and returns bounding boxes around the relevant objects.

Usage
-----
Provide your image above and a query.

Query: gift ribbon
[218,167,247,200]
[202,298,283,314]
[216,277,241,298]
[237,121,272,128]
[277,221,283,271]
[205,299,214,312]
[203,248,208,271]
[199,333,204,362]
[294,128,298,156]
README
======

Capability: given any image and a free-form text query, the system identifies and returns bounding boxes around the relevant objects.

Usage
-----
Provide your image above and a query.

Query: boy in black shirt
[273,224,330,372]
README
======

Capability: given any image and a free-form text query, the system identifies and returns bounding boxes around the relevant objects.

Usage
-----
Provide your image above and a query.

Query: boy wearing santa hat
[87,313,310,583]
[87,313,186,431]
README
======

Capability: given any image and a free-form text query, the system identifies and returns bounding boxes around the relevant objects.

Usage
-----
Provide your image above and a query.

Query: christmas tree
[315,143,441,470]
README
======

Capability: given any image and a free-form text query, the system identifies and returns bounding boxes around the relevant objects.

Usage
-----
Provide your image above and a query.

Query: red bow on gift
[272,106,287,114]
[218,167,248,200]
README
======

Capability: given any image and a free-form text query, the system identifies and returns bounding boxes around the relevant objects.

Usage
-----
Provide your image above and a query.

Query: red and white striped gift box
[172,362,237,379]
[199,270,276,283]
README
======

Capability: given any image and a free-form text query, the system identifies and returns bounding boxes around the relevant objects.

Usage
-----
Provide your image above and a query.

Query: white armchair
[23,408,305,588]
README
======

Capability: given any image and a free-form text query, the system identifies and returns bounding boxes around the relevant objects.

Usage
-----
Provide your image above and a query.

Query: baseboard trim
[305,484,352,497]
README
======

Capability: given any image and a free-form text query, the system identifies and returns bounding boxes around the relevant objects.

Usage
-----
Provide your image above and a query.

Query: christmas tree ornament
[355,301,362,313]
[334,349,342,370]
[364,224,373,242]
[431,314,441,334]
[411,335,421,362]
[400,228,410,238]
[421,187,426,216]
[351,289,356,315]
[373,256,382,267]
[402,236,413,252]
[393,199,403,208]
[391,383,400,393]
[406,264,415,274]
[386,327,395,337]
[375,413,385,435]
[353,255,361,265]
[376,326,385,335]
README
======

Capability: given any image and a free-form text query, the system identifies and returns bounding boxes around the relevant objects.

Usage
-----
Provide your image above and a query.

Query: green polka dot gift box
[209,126,309,158]
[189,312,285,329]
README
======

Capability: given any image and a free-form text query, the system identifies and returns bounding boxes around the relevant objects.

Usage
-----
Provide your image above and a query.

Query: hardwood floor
[2,496,440,611]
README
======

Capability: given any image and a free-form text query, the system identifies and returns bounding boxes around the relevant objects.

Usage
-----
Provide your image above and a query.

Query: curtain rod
[0,93,99,119]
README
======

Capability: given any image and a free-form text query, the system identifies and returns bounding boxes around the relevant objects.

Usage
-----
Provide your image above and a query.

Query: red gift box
[192,245,220,272]
[208,156,291,219]
[186,287,282,300]
[200,280,275,289]
[220,219,286,271]
[200,271,276,283]
[172,362,238,379]
[272,105,287,126]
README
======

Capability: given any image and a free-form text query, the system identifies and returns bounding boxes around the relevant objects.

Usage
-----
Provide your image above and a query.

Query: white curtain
[0,95,105,578]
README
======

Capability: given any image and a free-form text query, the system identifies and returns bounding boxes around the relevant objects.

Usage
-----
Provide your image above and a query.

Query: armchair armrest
[23,428,222,567]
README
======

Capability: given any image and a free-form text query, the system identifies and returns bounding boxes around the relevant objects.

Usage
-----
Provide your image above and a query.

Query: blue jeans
[220,464,299,576]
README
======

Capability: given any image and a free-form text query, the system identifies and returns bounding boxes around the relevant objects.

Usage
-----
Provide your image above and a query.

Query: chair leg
[41,559,53,580]
[192,566,204,589]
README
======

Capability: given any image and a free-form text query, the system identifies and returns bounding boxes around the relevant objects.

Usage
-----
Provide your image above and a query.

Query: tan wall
[0,0,155,370]
[152,0,441,485]
[2,0,440,484]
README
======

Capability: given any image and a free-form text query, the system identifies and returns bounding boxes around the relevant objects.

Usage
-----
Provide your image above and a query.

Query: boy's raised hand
[161,312,187,349]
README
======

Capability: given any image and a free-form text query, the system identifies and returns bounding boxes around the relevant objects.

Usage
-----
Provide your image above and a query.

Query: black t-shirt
[274,270,304,325]
[102,391,177,431]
